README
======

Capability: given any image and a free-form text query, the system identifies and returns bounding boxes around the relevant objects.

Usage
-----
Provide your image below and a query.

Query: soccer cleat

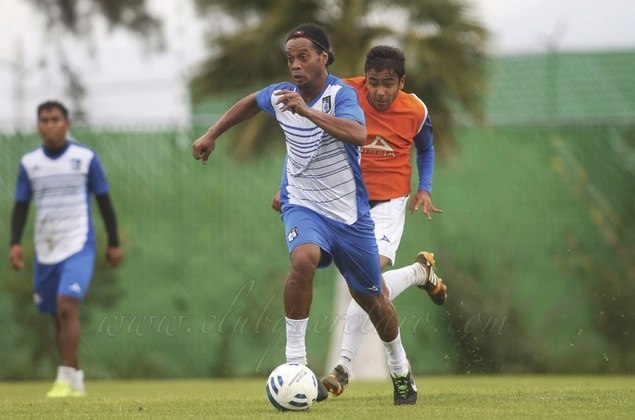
[321,365,349,397]
[315,375,329,402]
[306,364,328,402]
[46,381,85,398]
[416,251,447,305]
[391,370,418,405]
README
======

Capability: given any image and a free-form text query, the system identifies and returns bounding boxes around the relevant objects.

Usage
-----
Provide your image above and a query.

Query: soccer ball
[265,363,318,411]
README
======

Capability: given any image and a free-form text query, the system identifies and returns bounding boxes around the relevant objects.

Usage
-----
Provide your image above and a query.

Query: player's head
[37,100,70,151]
[284,23,334,90]
[363,46,406,111]
[286,23,335,66]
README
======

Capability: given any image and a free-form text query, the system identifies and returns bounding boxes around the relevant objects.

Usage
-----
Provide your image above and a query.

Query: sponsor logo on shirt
[362,136,396,157]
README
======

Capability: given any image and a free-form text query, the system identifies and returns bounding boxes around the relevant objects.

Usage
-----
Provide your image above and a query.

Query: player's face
[285,38,328,91]
[364,69,405,111]
[38,108,69,151]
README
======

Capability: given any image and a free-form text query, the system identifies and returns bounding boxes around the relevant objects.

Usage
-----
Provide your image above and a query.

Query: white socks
[55,365,85,391]
[337,307,371,376]
[383,263,427,296]
[73,369,86,394]
[285,317,308,365]
[336,262,426,375]
[382,332,410,377]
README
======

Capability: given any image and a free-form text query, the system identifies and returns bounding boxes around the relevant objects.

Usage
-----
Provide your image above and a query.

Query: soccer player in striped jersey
[321,45,448,398]
[9,101,122,397]
[193,24,417,405]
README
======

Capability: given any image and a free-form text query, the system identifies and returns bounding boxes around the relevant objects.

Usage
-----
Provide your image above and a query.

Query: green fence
[2,121,633,379]
[2,50,634,379]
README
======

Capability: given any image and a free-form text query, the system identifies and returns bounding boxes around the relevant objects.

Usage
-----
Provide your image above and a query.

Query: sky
[1,0,634,131]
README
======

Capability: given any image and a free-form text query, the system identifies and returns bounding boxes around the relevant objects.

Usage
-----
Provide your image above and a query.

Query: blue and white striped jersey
[256,74,370,225]
[15,141,109,264]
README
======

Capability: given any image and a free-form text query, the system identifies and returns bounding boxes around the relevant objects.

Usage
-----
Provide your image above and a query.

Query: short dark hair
[37,100,69,120]
[364,46,406,79]
[285,23,335,66]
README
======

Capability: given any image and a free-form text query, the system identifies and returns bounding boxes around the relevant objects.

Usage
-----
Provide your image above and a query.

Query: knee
[289,246,320,279]
[56,296,80,321]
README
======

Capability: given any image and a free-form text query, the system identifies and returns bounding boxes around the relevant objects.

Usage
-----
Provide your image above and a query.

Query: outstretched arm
[193,92,261,164]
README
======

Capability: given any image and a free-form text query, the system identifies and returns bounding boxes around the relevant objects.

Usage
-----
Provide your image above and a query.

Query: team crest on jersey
[322,96,332,113]
[70,158,81,170]
[287,227,299,242]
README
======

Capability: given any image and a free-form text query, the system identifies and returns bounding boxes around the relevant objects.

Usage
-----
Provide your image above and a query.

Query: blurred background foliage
[190,0,488,159]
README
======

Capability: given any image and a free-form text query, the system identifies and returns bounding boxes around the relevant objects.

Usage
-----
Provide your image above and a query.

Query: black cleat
[391,370,418,405]
[316,376,329,402]
[307,364,329,402]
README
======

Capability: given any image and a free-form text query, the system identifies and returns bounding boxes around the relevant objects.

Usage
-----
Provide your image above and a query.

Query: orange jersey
[345,76,427,200]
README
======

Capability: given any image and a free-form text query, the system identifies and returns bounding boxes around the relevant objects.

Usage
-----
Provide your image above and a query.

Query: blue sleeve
[334,84,365,125]
[414,115,435,193]
[15,163,32,203]
[256,83,292,116]
[88,154,110,195]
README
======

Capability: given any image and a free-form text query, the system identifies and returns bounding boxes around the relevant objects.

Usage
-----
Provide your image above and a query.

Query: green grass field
[1,376,634,419]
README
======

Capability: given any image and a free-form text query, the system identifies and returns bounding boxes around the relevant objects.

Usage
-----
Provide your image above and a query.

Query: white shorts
[369,196,408,266]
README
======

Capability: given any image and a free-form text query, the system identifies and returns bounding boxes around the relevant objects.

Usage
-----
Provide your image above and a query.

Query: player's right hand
[8,244,24,270]
[192,135,216,164]
[271,190,282,213]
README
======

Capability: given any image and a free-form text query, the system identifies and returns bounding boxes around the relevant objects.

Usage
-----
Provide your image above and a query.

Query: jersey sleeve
[14,163,32,203]
[334,84,365,125]
[414,114,435,193]
[87,154,110,195]
[256,83,292,116]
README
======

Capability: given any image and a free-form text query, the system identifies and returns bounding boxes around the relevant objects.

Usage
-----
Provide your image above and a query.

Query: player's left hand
[409,190,443,220]
[271,190,282,213]
[106,246,123,268]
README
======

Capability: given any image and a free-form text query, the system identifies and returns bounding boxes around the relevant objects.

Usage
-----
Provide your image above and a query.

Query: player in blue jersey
[8,101,122,397]
[271,45,446,398]
[193,24,417,405]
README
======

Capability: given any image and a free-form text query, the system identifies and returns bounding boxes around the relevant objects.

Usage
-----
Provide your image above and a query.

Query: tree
[191,0,488,159]
[24,0,163,122]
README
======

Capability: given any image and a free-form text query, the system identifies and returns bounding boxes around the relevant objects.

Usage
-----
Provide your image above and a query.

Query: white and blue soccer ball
[265,363,318,411]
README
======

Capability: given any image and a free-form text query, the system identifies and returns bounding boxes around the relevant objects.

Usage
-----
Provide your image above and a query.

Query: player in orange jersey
[272,46,447,400]
[322,45,447,397]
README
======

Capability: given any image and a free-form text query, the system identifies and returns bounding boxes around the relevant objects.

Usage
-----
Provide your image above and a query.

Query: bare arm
[275,90,366,146]
[193,92,262,163]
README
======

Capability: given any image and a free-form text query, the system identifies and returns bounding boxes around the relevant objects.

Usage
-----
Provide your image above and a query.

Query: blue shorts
[282,205,382,296]
[33,244,95,313]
